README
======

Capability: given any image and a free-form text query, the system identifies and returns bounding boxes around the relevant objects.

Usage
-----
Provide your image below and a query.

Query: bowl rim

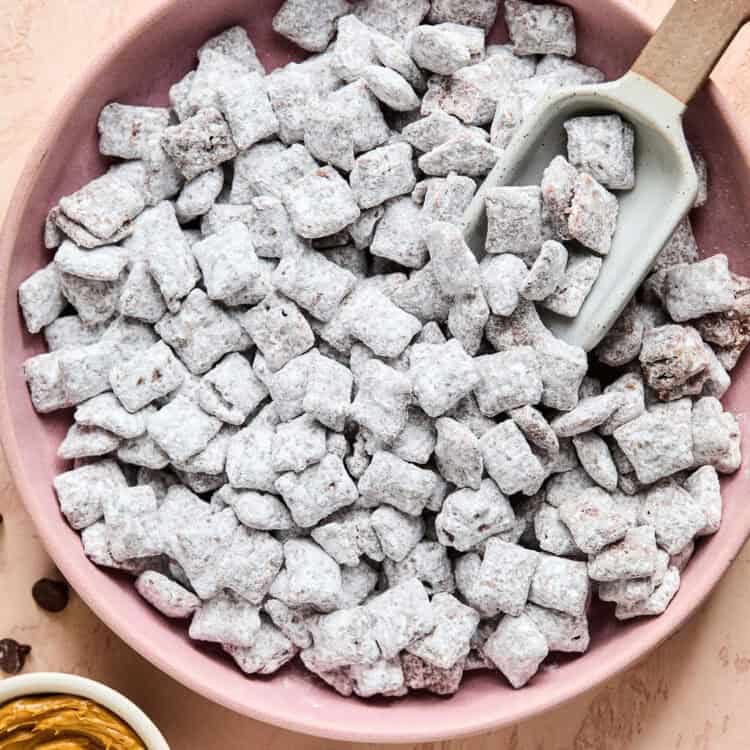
[0,672,170,749]
[1,0,750,743]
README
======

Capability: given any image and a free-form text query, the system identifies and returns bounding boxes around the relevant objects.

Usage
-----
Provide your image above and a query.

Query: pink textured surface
[1,0,749,743]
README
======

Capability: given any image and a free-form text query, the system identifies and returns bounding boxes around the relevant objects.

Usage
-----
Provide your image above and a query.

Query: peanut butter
[0,694,145,749]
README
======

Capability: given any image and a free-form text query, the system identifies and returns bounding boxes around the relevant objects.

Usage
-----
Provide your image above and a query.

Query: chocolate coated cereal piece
[58,173,145,242]
[434,417,483,490]
[109,341,184,413]
[350,142,417,209]
[564,115,635,190]
[199,353,268,425]
[263,599,312,649]
[510,405,559,457]
[641,479,706,554]
[283,166,361,240]
[615,566,680,620]
[118,262,167,324]
[59,273,121,332]
[275,454,358,527]
[639,324,709,395]
[189,593,261,648]
[559,487,631,554]
[371,505,425,562]
[75,393,149,439]
[541,251,602,318]
[410,339,479,417]
[664,255,735,322]
[272,414,327,473]
[448,287,490,355]
[551,393,625,438]
[350,359,412,441]
[225,620,298,675]
[58,423,120,459]
[273,0,352,52]
[272,538,343,611]
[473,347,543,416]
[361,65,420,112]
[614,398,694,483]
[595,300,645,368]
[353,0,430,43]
[302,351,353,431]
[529,553,590,617]
[135,570,200,618]
[359,451,439,516]
[402,111,478,153]
[232,143,317,204]
[18,263,66,334]
[534,502,581,557]
[370,30,426,91]
[505,0,576,57]
[160,108,237,181]
[480,254,527,317]
[567,173,618,255]
[142,136,185,206]
[484,186,543,262]
[311,508,383,566]
[541,155,577,240]
[236,292,314,372]
[526,602,590,654]
[407,592,479,669]
[333,15,378,82]
[572,432,618,491]
[273,249,357,323]
[484,612,548,688]
[365,577,434,658]
[534,333,588,412]
[520,240,567,301]
[480,420,546,496]
[307,607,380,669]
[53,459,127,530]
[174,168,224,225]
[56,341,117,406]
[599,372,646,436]
[587,525,659,582]
[225,405,281,492]
[391,262,453,322]
[436,479,515,552]
[344,285,422,358]
[198,26,264,74]
[188,49,249,112]
[370,197,426,268]
[117,433,170,470]
[97,104,171,160]
[136,202,199,311]
[428,0,498,29]
[545,466,595,508]
[147,395,222,463]
[418,132,500,177]
[402,653,464,695]
[425,221,481,296]
[217,72,278,151]
[410,25,471,75]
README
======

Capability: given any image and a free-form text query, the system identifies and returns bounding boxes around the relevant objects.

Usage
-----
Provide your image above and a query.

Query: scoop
[464,0,750,352]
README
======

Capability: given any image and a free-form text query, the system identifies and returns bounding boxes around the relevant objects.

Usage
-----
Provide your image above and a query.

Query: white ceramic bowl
[0,672,170,749]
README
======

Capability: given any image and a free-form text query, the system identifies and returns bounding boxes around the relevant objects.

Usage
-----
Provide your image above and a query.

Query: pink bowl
[1,0,750,743]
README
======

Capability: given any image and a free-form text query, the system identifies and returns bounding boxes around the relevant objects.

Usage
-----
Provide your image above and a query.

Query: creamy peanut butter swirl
[0,694,145,749]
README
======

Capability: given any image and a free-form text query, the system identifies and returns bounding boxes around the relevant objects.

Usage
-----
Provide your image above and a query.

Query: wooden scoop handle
[632,0,750,104]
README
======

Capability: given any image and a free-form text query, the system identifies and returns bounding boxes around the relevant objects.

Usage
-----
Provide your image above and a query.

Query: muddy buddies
[19,0,744,697]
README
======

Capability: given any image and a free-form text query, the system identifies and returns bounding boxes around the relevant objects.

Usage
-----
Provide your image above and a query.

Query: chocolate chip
[0,639,31,674]
[32,578,70,612]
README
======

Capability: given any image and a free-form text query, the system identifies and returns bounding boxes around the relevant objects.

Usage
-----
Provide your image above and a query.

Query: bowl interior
[2,0,750,743]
